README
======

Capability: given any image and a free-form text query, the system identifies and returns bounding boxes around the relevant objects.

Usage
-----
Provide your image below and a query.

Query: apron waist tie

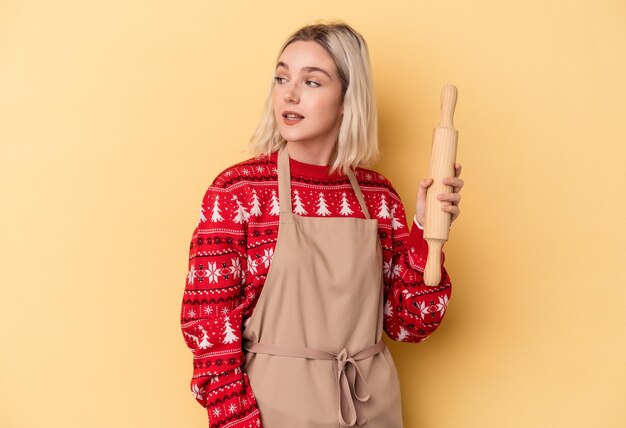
[244,339,386,427]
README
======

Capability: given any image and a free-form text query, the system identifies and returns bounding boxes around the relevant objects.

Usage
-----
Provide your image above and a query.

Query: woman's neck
[285,141,335,166]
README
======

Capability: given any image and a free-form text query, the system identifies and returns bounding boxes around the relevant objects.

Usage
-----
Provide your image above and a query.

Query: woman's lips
[282,111,304,125]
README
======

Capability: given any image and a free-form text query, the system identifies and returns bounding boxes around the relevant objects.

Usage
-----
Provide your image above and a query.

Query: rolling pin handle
[439,84,458,129]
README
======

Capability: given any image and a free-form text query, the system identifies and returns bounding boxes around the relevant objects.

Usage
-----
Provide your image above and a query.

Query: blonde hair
[247,21,379,176]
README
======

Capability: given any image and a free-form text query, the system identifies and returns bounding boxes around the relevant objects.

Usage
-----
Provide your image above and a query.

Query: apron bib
[243,145,404,427]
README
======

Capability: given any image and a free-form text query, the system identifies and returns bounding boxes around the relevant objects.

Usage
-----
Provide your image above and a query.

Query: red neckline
[269,151,345,179]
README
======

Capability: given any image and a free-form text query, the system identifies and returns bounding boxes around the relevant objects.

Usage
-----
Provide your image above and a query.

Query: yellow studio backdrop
[1,0,624,427]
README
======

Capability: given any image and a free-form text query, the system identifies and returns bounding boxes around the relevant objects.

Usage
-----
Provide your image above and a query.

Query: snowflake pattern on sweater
[180,151,452,428]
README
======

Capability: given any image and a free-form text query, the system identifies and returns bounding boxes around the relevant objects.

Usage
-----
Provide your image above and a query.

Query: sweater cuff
[408,216,446,272]
[413,215,453,231]
[408,217,429,271]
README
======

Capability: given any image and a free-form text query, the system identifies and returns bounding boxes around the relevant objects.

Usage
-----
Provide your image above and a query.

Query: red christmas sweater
[180,151,453,428]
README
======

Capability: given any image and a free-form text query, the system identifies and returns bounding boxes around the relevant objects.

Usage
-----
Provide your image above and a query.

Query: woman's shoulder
[210,153,275,189]
[353,166,400,198]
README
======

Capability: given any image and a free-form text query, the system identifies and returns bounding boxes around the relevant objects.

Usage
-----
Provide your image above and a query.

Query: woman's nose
[283,85,300,103]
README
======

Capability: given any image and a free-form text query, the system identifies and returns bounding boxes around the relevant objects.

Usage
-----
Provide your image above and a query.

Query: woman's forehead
[277,41,337,73]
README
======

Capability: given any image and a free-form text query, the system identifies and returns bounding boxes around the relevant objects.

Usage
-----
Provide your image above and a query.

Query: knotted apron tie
[244,339,386,427]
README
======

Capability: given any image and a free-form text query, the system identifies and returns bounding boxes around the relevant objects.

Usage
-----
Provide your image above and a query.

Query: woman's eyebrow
[275,62,332,80]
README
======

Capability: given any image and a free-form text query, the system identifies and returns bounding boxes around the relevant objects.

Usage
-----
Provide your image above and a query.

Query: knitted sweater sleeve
[382,186,453,343]
[180,177,262,427]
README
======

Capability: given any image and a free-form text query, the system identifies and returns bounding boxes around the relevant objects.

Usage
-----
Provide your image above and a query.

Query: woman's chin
[279,132,307,144]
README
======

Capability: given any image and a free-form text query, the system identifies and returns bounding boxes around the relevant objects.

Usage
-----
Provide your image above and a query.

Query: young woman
[181,21,463,428]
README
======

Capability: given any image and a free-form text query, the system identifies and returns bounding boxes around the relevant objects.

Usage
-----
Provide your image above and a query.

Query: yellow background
[1,1,625,427]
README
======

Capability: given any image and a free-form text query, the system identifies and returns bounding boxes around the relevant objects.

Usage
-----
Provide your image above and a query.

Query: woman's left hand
[415,163,464,226]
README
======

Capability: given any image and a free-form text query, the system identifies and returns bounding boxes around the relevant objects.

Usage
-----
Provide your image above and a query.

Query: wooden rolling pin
[424,84,458,287]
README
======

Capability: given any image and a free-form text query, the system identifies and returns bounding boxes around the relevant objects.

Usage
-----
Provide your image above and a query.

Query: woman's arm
[180,180,262,427]
[382,188,453,343]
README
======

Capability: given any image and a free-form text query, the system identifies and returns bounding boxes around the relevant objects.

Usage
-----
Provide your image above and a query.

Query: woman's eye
[305,80,321,88]
[273,76,287,84]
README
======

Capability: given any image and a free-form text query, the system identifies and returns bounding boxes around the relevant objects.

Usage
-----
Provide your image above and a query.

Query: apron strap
[347,170,371,220]
[277,146,293,214]
[277,145,372,220]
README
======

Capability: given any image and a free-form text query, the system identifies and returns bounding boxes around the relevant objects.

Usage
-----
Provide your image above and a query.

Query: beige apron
[243,145,404,427]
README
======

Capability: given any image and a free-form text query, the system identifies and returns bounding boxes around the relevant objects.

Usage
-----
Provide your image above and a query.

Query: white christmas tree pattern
[269,190,280,215]
[211,195,224,222]
[183,331,200,347]
[293,189,308,215]
[390,203,404,230]
[339,192,354,216]
[316,192,331,216]
[198,205,207,226]
[377,194,391,219]
[250,189,262,216]
[197,325,213,349]
[222,316,239,344]
[232,195,250,223]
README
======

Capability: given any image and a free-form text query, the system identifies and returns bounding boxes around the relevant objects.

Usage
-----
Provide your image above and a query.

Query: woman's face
[272,41,344,150]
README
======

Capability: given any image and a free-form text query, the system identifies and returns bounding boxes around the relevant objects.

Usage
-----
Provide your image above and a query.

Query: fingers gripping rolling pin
[424,84,458,287]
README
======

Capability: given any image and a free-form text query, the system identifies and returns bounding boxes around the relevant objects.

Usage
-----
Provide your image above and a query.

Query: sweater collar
[269,151,345,179]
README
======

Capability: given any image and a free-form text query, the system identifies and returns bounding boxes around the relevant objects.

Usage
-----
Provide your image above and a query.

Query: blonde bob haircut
[247,21,379,176]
